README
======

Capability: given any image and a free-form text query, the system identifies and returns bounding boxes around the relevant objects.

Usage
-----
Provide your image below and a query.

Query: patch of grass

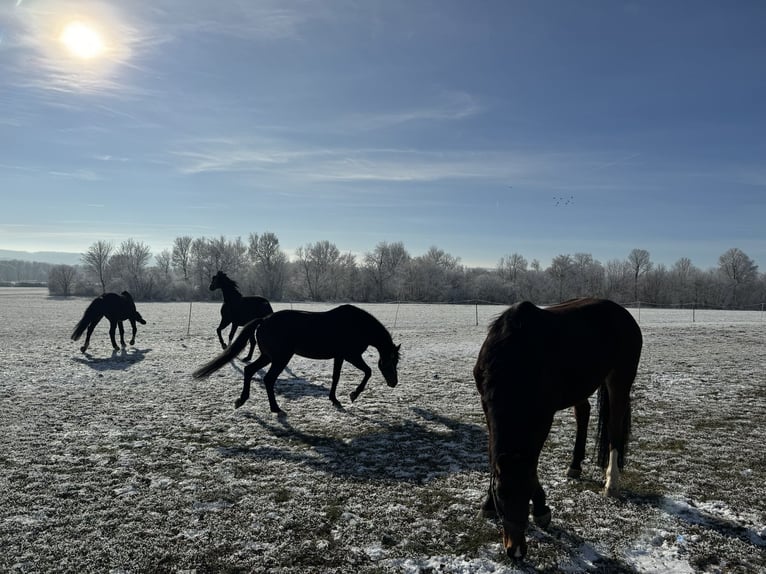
[273,487,292,503]
[657,437,686,451]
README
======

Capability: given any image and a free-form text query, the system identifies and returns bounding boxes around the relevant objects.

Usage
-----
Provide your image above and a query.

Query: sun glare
[60,21,104,59]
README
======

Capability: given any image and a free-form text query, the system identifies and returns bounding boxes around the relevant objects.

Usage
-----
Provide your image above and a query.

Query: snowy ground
[1,288,764,573]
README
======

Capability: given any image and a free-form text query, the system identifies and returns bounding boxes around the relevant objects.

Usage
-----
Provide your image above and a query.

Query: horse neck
[367,318,394,354]
[219,284,242,303]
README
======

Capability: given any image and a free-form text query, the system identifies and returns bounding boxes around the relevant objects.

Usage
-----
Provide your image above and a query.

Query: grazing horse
[71,291,147,354]
[193,304,401,413]
[209,271,273,361]
[474,298,642,559]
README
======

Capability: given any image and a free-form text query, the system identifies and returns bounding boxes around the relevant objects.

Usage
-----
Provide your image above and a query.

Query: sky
[1,0,765,270]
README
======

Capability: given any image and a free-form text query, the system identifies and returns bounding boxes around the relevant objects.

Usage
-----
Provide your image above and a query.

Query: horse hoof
[234,399,244,409]
[566,467,582,479]
[604,486,619,497]
[349,391,359,403]
[533,506,552,529]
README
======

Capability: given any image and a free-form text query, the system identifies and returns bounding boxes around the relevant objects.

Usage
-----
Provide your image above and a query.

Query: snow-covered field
[1,288,764,573]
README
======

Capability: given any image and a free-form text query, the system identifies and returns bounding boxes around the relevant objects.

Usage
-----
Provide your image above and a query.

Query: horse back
[257,306,378,360]
[476,299,641,403]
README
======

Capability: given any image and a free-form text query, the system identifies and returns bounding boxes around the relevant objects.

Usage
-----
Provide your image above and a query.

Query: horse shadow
[217,406,488,483]
[72,347,152,371]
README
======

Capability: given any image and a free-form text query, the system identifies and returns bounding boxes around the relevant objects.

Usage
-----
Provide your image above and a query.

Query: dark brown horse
[71,291,146,353]
[193,304,401,413]
[474,298,642,559]
[209,271,273,361]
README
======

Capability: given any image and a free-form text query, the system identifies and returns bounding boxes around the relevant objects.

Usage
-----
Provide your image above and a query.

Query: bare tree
[627,249,652,302]
[718,247,758,307]
[295,240,341,301]
[82,240,113,293]
[498,253,527,282]
[363,241,410,301]
[248,232,288,300]
[48,264,78,296]
[155,249,172,277]
[111,239,152,297]
[172,236,193,281]
[548,254,573,301]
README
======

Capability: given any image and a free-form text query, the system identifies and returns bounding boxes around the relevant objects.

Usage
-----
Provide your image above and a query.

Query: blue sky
[2,0,764,270]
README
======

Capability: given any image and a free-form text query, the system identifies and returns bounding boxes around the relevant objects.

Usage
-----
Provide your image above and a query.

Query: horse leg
[345,355,372,402]
[243,330,256,362]
[235,354,271,409]
[117,321,127,348]
[128,319,137,346]
[81,318,100,353]
[108,320,120,350]
[603,373,633,496]
[328,357,344,406]
[567,399,591,478]
[261,356,291,414]
[531,476,552,529]
[228,324,238,347]
[216,320,229,349]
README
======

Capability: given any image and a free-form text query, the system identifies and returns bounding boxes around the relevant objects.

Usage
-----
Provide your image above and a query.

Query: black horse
[474,298,642,559]
[193,304,401,413]
[71,291,147,354]
[209,271,273,361]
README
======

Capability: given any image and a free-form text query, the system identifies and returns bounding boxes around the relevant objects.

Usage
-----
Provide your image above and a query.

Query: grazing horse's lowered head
[378,344,401,388]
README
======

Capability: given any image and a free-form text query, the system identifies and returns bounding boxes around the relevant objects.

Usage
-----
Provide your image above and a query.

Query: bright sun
[60,21,105,59]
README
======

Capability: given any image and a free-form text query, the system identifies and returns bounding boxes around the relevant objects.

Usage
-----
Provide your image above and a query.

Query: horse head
[209,271,225,291]
[378,343,401,387]
[491,452,537,559]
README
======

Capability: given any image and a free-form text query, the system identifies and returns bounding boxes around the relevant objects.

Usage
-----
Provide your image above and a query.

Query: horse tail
[192,317,263,379]
[71,297,103,341]
[595,384,632,469]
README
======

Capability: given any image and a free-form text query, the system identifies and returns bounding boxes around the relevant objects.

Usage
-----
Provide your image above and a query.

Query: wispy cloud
[147,0,318,42]
[169,135,636,189]
[342,91,483,131]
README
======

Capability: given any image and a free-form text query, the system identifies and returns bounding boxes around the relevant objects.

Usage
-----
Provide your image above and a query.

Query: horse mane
[339,304,397,355]
[216,272,242,295]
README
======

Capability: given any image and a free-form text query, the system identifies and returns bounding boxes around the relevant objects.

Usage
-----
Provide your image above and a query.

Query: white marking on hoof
[604,448,620,495]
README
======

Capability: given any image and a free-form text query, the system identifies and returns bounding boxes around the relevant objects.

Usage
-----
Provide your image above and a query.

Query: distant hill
[0,249,82,266]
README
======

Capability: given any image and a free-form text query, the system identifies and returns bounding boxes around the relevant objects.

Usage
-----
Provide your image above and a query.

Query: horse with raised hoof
[193,304,400,414]
[71,291,147,353]
[209,270,273,361]
[474,298,642,559]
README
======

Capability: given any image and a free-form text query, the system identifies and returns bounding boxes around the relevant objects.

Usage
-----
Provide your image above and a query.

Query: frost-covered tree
[110,239,152,297]
[548,254,573,302]
[48,264,78,297]
[363,241,410,301]
[82,240,113,293]
[718,247,759,307]
[248,232,288,300]
[171,236,193,281]
[627,249,652,302]
[295,240,341,301]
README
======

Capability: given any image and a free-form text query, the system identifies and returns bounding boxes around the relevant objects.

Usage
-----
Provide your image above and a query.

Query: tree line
[43,233,765,309]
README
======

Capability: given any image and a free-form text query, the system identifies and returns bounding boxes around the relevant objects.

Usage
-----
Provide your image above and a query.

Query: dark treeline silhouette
[40,234,765,309]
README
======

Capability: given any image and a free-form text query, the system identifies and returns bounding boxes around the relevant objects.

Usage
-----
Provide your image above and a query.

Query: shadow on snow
[217,406,487,483]
[72,347,151,371]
